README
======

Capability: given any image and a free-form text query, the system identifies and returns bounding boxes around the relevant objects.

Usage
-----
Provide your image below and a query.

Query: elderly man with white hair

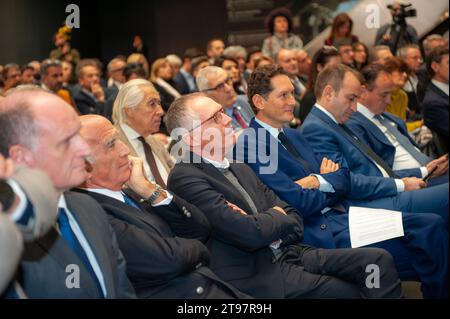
[112,79,174,188]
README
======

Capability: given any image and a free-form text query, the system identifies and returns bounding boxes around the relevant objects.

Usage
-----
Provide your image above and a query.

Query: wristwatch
[142,184,165,205]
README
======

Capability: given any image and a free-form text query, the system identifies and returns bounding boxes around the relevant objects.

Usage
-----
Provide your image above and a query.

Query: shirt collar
[254,117,282,139]
[58,194,68,210]
[120,123,142,140]
[315,103,338,124]
[356,103,376,120]
[203,157,230,169]
[84,188,125,202]
[432,79,449,96]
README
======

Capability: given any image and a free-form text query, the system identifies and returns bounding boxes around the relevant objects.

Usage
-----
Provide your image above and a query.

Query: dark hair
[247,64,288,113]
[328,13,354,44]
[190,56,210,74]
[315,63,361,98]
[246,46,262,63]
[265,7,293,35]
[183,48,204,61]
[360,64,390,91]
[123,62,147,81]
[207,38,225,51]
[426,45,449,77]
[308,46,340,92]
[383,56,410,75]
[40,59,62,76]
[213,55,239,69]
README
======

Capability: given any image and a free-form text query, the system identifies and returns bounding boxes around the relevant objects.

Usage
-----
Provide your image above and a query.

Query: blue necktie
[57,208,104,297]
[122,193,140,209]
[375,115,430,166]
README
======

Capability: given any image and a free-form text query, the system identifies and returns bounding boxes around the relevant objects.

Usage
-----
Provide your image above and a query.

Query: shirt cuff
[395,179,405,193]
[270,239,282,249]
[311,174,335,193]
[6,179,28,222]
[152,190,173,207]
[420,167,428,179]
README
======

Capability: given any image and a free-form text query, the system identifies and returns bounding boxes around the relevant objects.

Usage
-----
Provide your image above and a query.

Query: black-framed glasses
[201,78,233,92]
[188,108,225,132]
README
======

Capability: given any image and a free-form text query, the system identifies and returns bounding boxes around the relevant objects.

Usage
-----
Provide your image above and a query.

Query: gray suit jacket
[19,191,136,299]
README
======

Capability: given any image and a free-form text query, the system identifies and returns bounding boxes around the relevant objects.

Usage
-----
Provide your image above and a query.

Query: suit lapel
[189,155,256,215]
[116,125,139,158]
[354,112,392,147]
[64,192,114,297]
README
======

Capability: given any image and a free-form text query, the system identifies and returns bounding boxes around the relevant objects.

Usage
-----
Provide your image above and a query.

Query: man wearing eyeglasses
[164,93,402,299]
[196,66,254,133]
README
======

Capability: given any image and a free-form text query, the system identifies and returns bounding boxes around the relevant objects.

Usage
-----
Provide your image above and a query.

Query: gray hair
[423,34,444,56]
[40,59,62,76]
[369,45,392,63]
[107,57,125,72]
[164,93,205,134]
[0,88,47,156]
[166,54,182,67]
[223,45,248,60]
[196,66,224,91]
[112,78,157,125]
[397,44,420,58]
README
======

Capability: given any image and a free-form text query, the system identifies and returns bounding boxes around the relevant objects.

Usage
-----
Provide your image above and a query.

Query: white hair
[112,79,157,125]
[195,66,224,91]
[166,54,182,67]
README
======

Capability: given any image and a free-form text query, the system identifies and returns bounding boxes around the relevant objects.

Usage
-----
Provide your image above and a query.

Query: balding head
[80,115,131,190]
[295,49,312,77]
[0,88,90,192]
[276,49,298,76]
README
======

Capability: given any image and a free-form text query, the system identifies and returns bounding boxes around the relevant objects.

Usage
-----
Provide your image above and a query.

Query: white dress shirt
[85,188,173,207]
[315,104,405,193]
[357,103,427,177]
[121,123,169,184]
[58,195,107,297]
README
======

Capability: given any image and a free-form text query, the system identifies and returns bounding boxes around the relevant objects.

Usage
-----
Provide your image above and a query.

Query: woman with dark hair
[299,46,341,122]
[353,42,369,70]
[325,13,359,46]
[261,7,303,60]
[214,55,246,95]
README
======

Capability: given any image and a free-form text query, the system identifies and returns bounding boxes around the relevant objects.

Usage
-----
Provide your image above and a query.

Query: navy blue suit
[423,82,449,146]
[346,111,448,186]
[234,119,449,298]
[301,106,449,223]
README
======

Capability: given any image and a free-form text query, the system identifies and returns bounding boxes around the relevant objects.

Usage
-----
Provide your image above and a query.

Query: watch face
[0,180,16,212]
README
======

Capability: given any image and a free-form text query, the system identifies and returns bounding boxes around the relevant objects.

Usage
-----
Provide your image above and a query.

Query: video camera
[387,3,417,25]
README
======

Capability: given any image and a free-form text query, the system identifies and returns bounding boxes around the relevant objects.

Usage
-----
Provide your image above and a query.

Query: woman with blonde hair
[150,58,181,113]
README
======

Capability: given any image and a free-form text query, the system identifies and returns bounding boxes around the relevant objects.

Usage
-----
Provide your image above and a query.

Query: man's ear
[8,145,35,167]
[322,85,335,101]
[431,61,440,75]
[252,94,266,112]
[123,107,133,122]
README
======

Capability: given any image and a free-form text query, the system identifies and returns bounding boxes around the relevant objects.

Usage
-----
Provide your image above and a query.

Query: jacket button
[185,212,191,218]
[196,286,204,295]
[320,224,327,230]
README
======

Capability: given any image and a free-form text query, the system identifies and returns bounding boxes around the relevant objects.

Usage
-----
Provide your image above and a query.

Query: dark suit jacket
[234,119,350,248]
[301,106,401,198]
[76,188,247,299]
[347,111,428,171]
[423,82,449,140]
[173,72,190,95]
[70,84,105,115]
[168,154,304,298]
[19,191,135,299]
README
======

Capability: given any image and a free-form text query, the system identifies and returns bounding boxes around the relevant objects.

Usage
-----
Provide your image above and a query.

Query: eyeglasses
[188,108,225,132]
[201,78,233,92]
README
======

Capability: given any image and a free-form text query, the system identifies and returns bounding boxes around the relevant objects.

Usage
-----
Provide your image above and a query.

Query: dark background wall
[0,0,228,65]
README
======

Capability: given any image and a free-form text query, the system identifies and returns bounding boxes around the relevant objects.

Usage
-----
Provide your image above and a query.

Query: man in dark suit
[75,114,248,299]
[233,64,449,299]
[346,64,448,186]
[423,46,449,153]
[164,93,402,299]
[70,59,106,115]
[0,88,135,298]
[301,64,449,223]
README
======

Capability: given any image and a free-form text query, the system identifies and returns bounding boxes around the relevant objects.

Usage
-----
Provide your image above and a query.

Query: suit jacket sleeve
[168,165,303,252]
[423,94,449,138]
[108,216,211,285]
[302,121,399,199]
[140,195,211,242]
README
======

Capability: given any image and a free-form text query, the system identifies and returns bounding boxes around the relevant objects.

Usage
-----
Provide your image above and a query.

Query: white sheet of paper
[349,206,404,248]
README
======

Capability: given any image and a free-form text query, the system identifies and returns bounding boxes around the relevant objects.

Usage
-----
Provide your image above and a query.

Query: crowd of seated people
[0,2,449,300]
